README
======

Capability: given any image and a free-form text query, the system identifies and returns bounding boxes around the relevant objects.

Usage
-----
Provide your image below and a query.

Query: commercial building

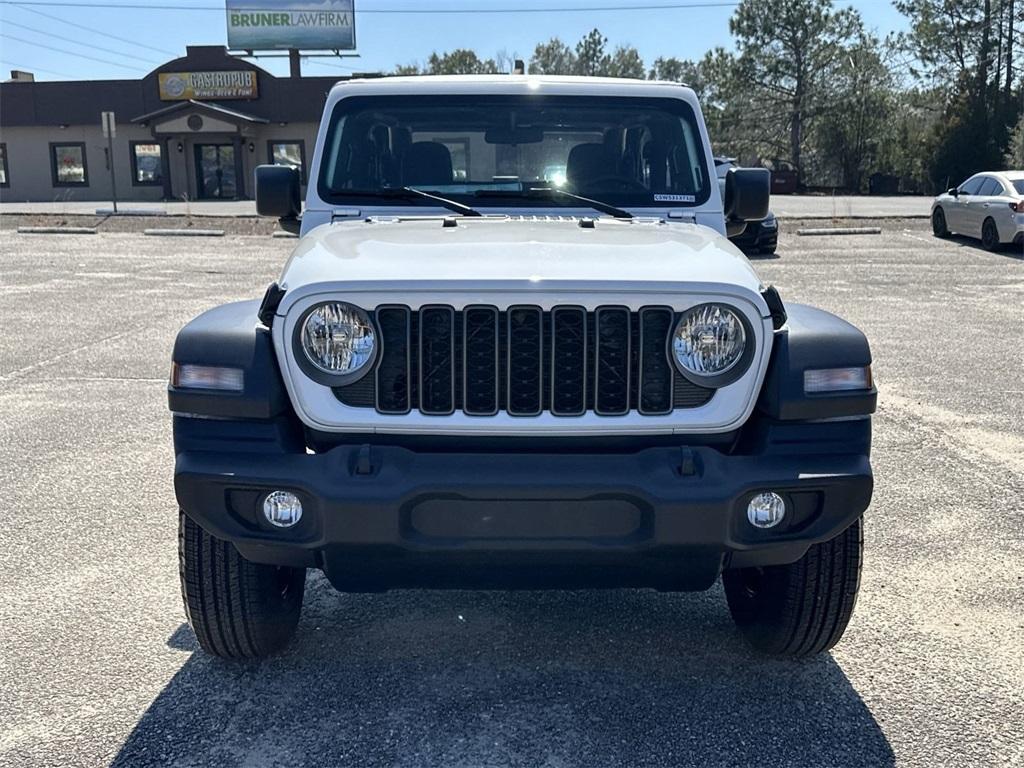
[0,46,350,202]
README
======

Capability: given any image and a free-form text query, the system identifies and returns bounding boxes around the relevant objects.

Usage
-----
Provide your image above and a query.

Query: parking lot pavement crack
[0,330,135,385]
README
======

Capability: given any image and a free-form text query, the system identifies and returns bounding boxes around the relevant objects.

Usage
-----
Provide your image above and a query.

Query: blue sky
[0,1,909,82]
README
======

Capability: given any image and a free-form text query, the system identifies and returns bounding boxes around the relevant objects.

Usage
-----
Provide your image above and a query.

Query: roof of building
[0,46,340,127]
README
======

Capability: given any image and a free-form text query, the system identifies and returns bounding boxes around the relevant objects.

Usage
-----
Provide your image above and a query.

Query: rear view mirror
[255,165,301,231]
[484,126,544,144]
[724,167,770,222]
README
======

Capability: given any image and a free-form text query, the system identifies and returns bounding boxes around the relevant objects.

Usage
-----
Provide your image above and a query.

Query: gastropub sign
[158,71,259,101]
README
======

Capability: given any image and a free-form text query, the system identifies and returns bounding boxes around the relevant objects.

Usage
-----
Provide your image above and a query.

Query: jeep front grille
[334,305,714,416]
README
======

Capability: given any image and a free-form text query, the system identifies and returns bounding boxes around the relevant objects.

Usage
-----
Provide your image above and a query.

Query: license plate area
[405,498,648,543]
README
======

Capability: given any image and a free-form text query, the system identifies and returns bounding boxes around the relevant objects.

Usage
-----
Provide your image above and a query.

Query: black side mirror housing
[724,167,771,222]
[947,187,959,197]
[255,164,301,232]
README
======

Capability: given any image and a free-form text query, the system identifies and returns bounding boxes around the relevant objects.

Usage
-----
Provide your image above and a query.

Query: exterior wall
[0,45,340,203]
[0,124,166,203]
[0,121,320,203]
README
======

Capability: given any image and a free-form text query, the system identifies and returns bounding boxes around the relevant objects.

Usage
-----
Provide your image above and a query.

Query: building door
[194,143,237,199]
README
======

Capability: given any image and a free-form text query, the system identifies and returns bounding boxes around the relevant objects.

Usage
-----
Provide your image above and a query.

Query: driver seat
[402,142,454,186]
[566,143,618,191]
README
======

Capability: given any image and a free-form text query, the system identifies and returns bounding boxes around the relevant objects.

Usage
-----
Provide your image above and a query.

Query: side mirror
[947,187,959,197]
[724,167,770,222]
[255,164,301,232]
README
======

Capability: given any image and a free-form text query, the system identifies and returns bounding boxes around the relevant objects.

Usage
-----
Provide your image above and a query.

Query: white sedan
[931,171,1024,251]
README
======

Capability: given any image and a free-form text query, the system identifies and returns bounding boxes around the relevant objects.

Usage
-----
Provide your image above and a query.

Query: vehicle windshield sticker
[654,194,696,203]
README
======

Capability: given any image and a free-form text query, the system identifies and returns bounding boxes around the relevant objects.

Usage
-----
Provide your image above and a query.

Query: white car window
[977,178,1003,196]
[959,177,984,195]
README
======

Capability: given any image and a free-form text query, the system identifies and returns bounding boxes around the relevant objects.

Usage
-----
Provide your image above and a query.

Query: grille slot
[375,306,411,414]
[334,305,715,416]
[550,307,587,416]
[507,306,544,416]
[638,307,675,415]
[594,307,631,415]
[463,306,500,416]
[418,305,455,415]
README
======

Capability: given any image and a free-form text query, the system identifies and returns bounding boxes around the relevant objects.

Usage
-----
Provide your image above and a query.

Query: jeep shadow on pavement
[169,74,877,660]
[111,588,894,766]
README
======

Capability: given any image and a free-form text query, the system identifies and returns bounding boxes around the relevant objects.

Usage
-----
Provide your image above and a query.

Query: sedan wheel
[932,208,949,238]
[981,218,1001,251]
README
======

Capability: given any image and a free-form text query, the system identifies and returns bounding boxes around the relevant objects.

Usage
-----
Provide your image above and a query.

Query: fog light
[747,492,786,529]
[263,491,303,528]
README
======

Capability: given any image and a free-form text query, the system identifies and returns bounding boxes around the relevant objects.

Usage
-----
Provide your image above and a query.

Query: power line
[0,33,149,70]
[1,18,164,64]
[11,3,179,56]
[0,59,75,77]
[0,0,739,13]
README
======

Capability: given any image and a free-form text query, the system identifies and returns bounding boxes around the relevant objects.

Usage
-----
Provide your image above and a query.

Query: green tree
[529,37,576,74]
[1004,113,1024,166]
[425,49,499,75]
[606,45,645,78]
[728,0,863,185]
[813,34,895,190]
[575,28,609,76]
[896,0,1021,184]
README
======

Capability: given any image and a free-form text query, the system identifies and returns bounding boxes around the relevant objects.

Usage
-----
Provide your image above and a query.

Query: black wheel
[981,217,1001,251]
[932,208,949,238]
[723,517,863,657]
[179,510,306,658]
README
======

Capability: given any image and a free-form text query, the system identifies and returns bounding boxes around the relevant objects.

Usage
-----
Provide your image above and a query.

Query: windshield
[317,95,711,209]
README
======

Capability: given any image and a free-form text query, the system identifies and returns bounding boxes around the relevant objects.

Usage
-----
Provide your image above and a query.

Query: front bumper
[731,221,778,252]
[174,418,873,592]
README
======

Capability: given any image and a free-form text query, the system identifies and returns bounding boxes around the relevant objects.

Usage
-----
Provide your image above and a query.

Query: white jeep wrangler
[170,75,876,658]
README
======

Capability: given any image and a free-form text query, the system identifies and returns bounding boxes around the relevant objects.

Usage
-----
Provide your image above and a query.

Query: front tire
[932,207,949,238]
[723,517,863,657]
[981,217,1001,251]
[179,511,306,658]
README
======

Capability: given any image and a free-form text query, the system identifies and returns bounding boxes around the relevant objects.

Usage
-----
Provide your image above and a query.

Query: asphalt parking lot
[1,220,1022,768]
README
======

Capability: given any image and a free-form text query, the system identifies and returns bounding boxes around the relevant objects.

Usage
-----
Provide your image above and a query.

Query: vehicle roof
[326,74,696,101]
[970,170,1024,180]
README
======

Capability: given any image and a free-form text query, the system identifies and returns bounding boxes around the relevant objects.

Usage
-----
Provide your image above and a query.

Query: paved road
[0,195,934,220]
[0,223,1021,767]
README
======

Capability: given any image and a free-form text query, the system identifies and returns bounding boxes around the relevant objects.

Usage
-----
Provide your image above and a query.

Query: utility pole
[101,111,118,214]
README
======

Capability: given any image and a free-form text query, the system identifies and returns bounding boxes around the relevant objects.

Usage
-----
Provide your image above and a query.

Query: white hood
[276,216,768,315]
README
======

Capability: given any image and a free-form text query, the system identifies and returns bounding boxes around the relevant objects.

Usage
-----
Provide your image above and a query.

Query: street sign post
[101,111,118,214]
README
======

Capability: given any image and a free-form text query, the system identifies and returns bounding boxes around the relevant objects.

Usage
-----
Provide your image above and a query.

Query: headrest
[402,142,453,186]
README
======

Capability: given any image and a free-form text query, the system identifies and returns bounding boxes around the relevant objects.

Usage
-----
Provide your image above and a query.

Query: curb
[143,228,226,237]
[96,208,169,217]
[797,227,882,236]
[17,226,97,235]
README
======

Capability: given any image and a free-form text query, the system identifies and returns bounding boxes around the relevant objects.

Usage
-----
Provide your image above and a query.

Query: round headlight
[300,302,376,376]
[671,303,747,380]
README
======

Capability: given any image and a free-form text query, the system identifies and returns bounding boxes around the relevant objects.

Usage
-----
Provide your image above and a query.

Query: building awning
[131,99,269,126]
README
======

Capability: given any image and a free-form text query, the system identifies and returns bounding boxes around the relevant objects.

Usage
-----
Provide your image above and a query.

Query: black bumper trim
[175,441,872,592]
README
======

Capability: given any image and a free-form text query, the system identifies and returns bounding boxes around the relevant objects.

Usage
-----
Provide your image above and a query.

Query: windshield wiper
[473,188,633,219]
[376,186,482,217]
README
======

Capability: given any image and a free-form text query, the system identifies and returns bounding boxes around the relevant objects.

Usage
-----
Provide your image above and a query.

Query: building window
[0,143,8,187]
[130,142,164,186]
[268,140,306,183]
[50,142,88,186]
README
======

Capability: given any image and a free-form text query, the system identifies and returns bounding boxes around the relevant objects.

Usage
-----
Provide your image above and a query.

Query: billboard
[226,0,355,50]
[158,71,258,100]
